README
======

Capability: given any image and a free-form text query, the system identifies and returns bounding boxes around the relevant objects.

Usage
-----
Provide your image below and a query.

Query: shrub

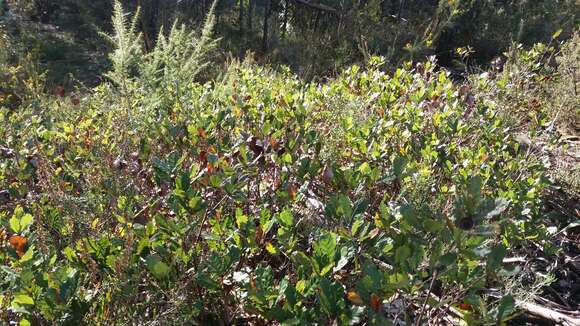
[0,52,549,323]
[0,4,557,325]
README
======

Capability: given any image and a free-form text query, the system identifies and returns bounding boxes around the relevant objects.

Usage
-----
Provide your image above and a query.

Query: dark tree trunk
[313,10,320,32]
[262,0,272,52]
[247,0,255,30]
[239,0,244,34]
[380,0,398,17]
[35,0,56,23]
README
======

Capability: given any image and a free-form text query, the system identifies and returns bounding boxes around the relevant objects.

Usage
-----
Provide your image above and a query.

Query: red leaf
[456,303,473,311]
[55,86,65,97]
[369,293,382,312]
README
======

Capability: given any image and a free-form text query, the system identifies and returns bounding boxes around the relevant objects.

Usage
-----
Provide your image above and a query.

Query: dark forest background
[1,0,577,84]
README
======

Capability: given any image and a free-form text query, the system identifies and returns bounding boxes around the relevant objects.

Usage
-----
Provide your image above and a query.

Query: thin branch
[415,269,438,326]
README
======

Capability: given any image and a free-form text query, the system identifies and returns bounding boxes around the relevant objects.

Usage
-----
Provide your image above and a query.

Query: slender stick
[415,269,438,326]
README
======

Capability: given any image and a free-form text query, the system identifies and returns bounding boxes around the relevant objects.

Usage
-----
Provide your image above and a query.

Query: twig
[364,254,393,271]
[429,293,465,320]
[415,269,438,326]
[134,198,161,220]
[193,196,226,247]
[419,293,464,326]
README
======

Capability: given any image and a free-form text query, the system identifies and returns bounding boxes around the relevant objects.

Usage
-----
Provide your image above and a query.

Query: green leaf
[487,244,506,269]
[20,319,31,326]
[235,208,248,228]
[438,253,457,269]
[351,218,363,236]
[399,204,418,228]
[352,198,369,217]
[395,245,411,265]
[313,233,338,276]
[277,208,293,228]
[320,263,335,276]
[63,247,77,262]
[333,246,352,273]
[145,255,170,279]
[319,278,343,317]
[9,215,20,233]
[326,194,353,219]
[282,153,292,163]
[188,196,203,211]
[314,233,337,260]
[358,162,372,175]
[19,245,34,263]
[496,295,515,322]
[393,156,407,177]
[19,214,33,231]
[468,176,482,201]
[481,198,510,219]
[12,294,34,305]
[296,279,307,294]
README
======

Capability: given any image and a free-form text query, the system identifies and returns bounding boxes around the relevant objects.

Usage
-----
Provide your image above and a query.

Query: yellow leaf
[265,242,278,254]
[347,291,364,305]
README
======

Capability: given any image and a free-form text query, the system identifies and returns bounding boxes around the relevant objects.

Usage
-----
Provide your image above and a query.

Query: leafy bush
[1,63,549,325]
[0,4,560,325]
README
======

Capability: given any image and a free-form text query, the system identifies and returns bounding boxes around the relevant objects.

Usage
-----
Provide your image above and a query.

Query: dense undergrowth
[0,2,578,325]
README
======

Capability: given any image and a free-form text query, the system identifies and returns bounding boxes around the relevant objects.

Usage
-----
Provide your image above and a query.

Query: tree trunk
[313,10,320,32]
[380,0,398,17]
[247,0,255,30]
[35,0,55,23]
[262,0,272,52]
[239,0,244,34]
[137,0,152,52]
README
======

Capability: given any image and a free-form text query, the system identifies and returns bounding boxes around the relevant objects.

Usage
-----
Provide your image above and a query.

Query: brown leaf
[255,227,264,244]
[197,128,206,138]
[9,235,27,257]
[288,184,297,200]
